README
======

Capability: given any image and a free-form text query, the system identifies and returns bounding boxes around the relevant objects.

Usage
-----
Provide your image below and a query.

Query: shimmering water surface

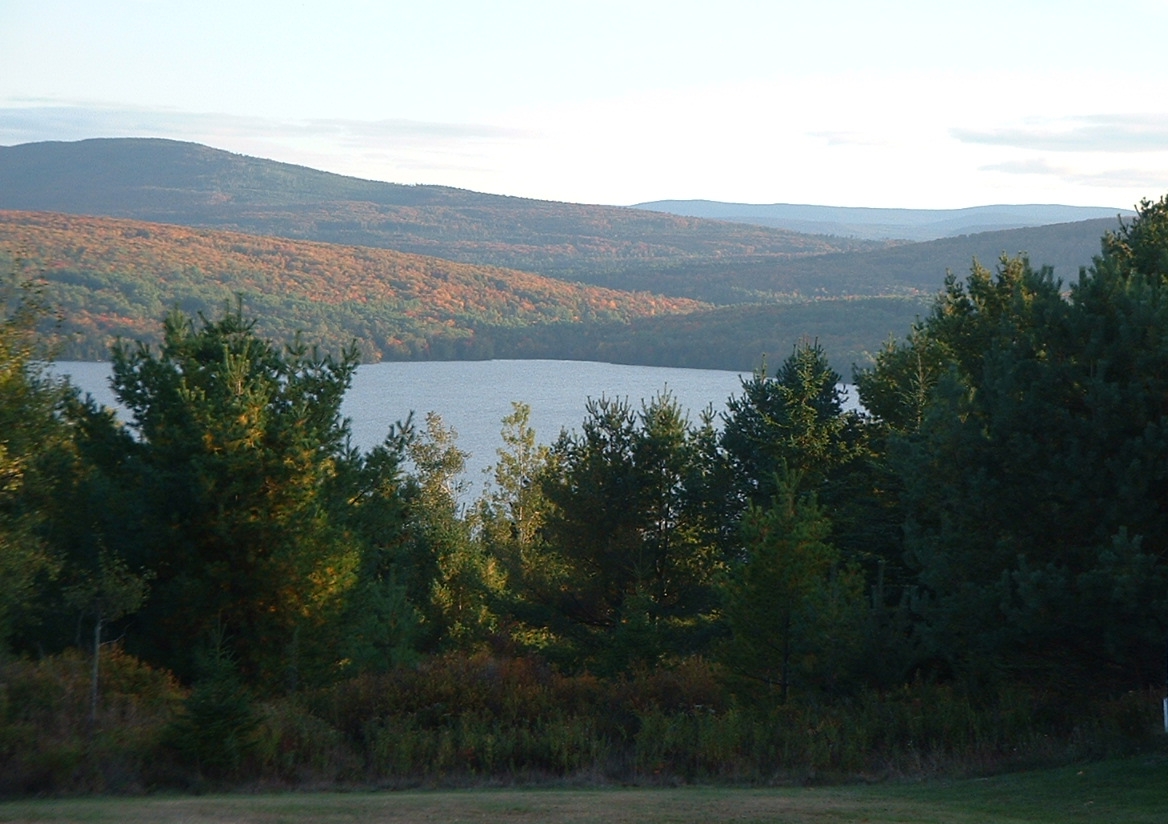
[55,359,751,495]
[55,359,859,500]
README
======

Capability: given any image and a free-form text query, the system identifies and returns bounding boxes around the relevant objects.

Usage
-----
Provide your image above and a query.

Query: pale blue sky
[3,0,1167,209]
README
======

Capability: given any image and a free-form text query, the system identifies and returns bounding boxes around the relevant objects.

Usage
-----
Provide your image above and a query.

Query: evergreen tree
[865,233,1168,690]
[719,470,864,703]
[403,412,500,650]
[476,402,557,651]
[721,341,854,507]
[107,307,375,685]
[329,424,419,673]
[535,393,723,672]
[478,402,551,553]
[721,341,889,578]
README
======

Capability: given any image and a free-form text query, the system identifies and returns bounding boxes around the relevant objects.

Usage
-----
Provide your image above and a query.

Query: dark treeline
[3,200,1168,792]
[479,295,930,374]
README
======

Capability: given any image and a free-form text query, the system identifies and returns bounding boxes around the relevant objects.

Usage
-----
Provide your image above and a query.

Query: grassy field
[2,756,1166,824]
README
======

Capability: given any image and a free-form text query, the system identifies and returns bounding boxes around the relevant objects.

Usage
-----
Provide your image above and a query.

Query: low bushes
[0,647,183,794]
[2,647,1163,795]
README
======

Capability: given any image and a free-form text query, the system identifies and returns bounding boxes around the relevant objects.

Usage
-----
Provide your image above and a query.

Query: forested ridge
[634,198,1130,241]
[0,210,704,361]
[0,209,926,372]
[0,139,885,282]
[484,296,932,373]
[0,139,1121,371]
[0,139,1111,301]
[3,199,1168,793]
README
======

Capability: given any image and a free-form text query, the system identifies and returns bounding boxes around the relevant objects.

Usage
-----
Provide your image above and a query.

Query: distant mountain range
[632,200,1135,242]
[0,139,885,279]
[0,138,1141,372]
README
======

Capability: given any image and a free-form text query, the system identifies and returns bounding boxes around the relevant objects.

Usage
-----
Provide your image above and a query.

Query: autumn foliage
[0,210,705,360]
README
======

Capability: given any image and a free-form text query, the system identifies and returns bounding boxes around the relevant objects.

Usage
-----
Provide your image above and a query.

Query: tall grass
[2,648,1163,795]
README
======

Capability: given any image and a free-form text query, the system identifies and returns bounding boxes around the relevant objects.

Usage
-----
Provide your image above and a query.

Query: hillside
[0,211,704,361]
[0,139,886,285]
[0,210,931,371]
[0,140,1119,306]
[484,296,932,375]
[634,199,1133,241]
[614,218,1118,303]
[0,138,1129,370]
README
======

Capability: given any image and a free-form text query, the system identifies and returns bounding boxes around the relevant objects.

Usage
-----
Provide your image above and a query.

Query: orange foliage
[0,210,708,358]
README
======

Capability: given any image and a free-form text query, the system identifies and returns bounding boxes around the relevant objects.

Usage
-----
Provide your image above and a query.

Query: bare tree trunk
[781,609,791,705]
[89,613,102,734]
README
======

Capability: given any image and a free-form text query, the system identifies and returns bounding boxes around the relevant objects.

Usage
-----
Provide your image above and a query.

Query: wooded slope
[0,211,704,360]
[0,139,1115,304]
[0,138,1128,368]
[0,139,886,286]
[634,198,1132,240]
[619,218,1116,303]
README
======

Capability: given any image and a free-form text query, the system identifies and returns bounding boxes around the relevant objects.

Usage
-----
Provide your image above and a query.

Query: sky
[3,0,1168,210]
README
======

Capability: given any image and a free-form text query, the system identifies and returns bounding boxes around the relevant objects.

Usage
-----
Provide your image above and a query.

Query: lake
[53,359,858,501]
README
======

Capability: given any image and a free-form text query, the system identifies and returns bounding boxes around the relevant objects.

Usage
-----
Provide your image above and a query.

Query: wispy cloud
[0,102,527,149]
[305,117,532,144]
[0,101,540,188]
[806,130,888,148]
[982,158,1064,176]
[983,157,1168,191]
[954,114,1168,153]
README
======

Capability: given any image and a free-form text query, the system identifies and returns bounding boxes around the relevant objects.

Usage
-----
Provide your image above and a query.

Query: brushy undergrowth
[1,647,1163,795]
[0,647,184,794]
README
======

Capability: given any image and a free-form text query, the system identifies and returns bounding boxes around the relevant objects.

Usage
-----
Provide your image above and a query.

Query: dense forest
[482,296,931,373]
[0,210,927,373]
[2,199,1168,793]
[0,209,929,369]
[0,140,1122,373]
[0,140,1113,298]
[0,139,886,283]
[0,209,1110,372]
[0,211,703,362]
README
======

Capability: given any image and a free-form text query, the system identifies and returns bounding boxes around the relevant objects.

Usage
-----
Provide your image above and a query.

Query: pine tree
[536,393,722,672]
[108,307,367,685]
[864,230,1168,690]
[719,469,863,703]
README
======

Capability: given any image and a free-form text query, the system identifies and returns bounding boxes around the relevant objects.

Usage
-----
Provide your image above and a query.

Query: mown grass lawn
[2,756,1166,824]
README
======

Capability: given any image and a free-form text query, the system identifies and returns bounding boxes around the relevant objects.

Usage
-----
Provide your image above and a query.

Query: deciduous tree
[0,269,68,650]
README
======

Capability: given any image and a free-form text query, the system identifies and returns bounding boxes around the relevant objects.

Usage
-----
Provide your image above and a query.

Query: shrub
[2,649,1163,793]
[0,647,183,795]
[165,648,257,778]
[252,698,356,782]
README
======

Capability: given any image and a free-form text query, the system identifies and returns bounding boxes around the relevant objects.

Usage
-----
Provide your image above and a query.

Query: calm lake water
[53,359,859,500]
